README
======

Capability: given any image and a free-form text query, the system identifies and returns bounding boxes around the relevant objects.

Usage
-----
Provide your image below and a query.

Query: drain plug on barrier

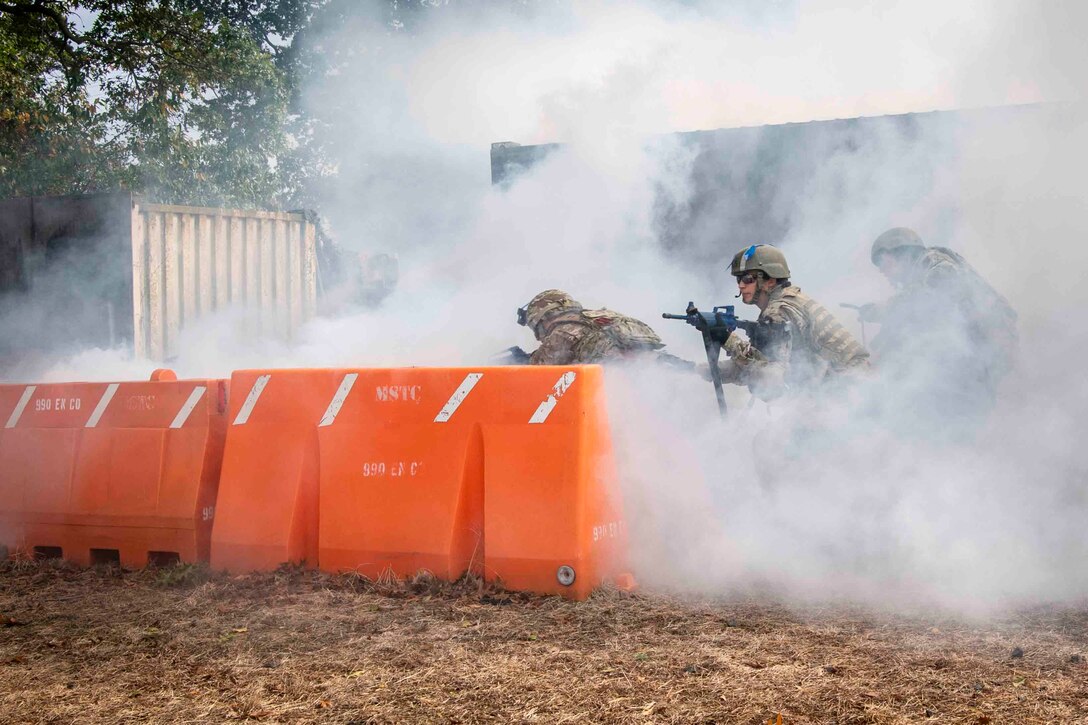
[556,565,576,586]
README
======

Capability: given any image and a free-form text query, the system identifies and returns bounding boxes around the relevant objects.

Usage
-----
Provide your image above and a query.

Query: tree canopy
[0,0,431,208]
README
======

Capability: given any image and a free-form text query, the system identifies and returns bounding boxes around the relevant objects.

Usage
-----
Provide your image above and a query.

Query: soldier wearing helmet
[862,227,963,318]
[864,228,1015,324]
[861,228,1018,431]
[517,289,667,365]
[715,244,869,400]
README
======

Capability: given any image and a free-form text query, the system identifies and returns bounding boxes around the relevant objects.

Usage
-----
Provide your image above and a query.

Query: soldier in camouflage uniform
[862,227,1018,372]
[860,228,1018,433]
[715,244,869,400]
[518,290,668,365]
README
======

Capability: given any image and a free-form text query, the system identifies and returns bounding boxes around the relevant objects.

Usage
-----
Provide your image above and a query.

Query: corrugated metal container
[131,202,318,360]
[0,193,319,368]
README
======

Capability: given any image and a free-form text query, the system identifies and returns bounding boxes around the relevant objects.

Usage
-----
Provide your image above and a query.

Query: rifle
[491,346,531,365]
[662,302,758,417]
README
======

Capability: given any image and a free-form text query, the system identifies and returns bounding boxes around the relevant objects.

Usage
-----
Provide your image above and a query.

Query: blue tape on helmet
[744,245,758,260]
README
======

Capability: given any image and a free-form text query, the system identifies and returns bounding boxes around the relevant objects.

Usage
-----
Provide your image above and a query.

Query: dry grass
[1,559,1086,723]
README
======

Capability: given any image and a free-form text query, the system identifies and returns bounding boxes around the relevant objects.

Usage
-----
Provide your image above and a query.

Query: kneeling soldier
[720,244,869,399]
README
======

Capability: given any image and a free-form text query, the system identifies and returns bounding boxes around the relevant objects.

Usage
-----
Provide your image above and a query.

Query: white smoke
[5,0,1086,611]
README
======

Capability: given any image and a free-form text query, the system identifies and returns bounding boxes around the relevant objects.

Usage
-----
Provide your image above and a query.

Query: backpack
[580,308,665,351]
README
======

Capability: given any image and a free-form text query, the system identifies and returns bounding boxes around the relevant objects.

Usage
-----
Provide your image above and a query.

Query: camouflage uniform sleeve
[698,359,742,383]
[724,308,802,401]
[571,328,623,363]
[528,328,580,365]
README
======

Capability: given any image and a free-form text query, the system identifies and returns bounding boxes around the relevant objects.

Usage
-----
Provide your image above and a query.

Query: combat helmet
[870,227,924,264]
[518,289,582,333]
[730,244,791,279]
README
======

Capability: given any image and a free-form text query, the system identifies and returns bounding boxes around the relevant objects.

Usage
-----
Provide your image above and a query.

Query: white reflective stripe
[169,386,207,429]
[85,383,119,428]
[318,373,358,427]
[528,371,577,424]
[434,373,483,423]
[233,374,270,425]
[4,385,36,428]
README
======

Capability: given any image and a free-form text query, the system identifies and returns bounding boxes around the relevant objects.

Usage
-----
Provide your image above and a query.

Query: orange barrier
[210,369,344,572]
[0,372,227,567]
[316,369,487,582]
[211,365,632,599]
[478,366,631,599]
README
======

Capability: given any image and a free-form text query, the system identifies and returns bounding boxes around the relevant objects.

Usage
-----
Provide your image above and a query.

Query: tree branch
[0,1,82,50]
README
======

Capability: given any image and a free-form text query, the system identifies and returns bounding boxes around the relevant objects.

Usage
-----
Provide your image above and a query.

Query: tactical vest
[760,286,869,379]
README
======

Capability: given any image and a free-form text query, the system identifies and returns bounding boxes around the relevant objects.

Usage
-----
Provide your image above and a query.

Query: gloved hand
[723,333,750,359]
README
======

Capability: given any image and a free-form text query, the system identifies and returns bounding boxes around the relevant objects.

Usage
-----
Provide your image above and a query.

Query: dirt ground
[1,559,1086,724]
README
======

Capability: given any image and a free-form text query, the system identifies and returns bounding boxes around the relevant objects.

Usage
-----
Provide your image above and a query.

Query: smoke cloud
[4,0,1086,611]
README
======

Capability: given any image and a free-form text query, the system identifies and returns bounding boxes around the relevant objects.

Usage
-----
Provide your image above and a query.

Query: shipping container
[0,192,318,365]
[489,103,1058,271]
[130,201,317,360]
